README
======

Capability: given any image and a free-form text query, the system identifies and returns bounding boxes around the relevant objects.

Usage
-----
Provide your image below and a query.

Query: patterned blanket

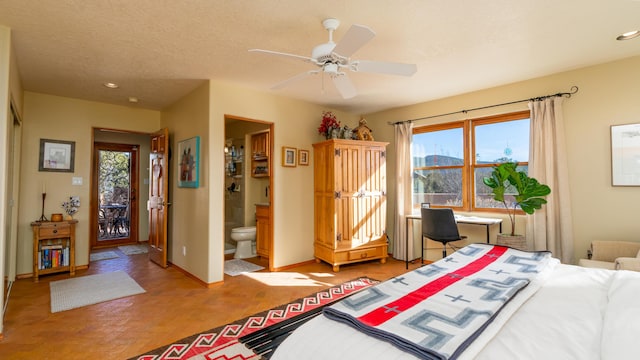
[323,244,556,360]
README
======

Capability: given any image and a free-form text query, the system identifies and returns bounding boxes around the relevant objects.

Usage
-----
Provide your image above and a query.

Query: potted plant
[482,162,550,249]
[318,111,341,139]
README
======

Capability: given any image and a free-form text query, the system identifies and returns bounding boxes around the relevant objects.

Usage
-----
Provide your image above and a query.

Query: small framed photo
[39,139,75,172]
[282,146,297,167]
[178,136,200,188]
[298,149,309,166]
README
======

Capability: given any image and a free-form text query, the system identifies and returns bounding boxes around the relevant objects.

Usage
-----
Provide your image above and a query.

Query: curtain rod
[388,86,579,125]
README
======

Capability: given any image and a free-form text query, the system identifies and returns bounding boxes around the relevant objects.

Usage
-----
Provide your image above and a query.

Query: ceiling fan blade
[353,60,417,76]
[249,49,314,63]
[272,70,319,90]
[332,74,357,99]
[332,24,376,58]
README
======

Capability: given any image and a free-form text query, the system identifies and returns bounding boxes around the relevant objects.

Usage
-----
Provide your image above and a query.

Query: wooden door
[313,141,334,249]
[148,128,169,267]
[360,145,387,243]
[256,206,270,258]
[334,143,362,247]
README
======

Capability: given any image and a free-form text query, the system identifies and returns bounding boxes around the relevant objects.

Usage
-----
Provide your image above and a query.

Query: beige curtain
[527,97,574,263]
[393,122,414,260]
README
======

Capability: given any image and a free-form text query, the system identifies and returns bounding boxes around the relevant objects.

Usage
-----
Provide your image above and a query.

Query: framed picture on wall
[282,146,297,167]
[178,136,200,188]
[298,149,309,166]
[38,138,75,172]
[611,123,640,186]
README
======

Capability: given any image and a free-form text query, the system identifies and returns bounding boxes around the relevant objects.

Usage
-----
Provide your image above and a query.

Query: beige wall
[160,82,210,280]
[365,55,640,264]
[16,92,161,274]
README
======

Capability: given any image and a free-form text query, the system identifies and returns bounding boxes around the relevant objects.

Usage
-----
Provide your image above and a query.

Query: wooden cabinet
[313,139,388,271]
[31,220,77,282]
[256,204,270,258]
[251,131,270,177]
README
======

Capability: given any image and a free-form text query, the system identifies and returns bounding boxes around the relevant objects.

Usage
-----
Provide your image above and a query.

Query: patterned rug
[131,277,379,360]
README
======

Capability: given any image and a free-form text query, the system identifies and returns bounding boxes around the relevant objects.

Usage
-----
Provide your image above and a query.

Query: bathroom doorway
[224,116,273,270]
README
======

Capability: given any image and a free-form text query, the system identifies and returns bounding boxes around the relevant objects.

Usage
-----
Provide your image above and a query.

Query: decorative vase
[330,127,340,139]
[496,234,527,251]
[51,213,63,222]
[64,214,73,221]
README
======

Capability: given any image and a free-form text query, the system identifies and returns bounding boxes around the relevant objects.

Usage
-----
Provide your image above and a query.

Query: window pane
[413,128,464,168]
[475,119,529,163]
[475,165,528,209]
[413,168,462,207]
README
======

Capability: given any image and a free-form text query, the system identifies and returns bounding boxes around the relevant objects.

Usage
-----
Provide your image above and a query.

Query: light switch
[72,177,83,185]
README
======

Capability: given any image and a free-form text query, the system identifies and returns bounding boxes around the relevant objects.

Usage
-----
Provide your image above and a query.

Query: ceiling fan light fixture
[324,63,339,75]
[617,30,640,41]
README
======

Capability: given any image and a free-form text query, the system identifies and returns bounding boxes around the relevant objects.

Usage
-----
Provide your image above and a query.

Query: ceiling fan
[249,18,417,99]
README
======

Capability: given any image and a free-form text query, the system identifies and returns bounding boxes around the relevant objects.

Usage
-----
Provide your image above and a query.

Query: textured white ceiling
[1,0,639,113]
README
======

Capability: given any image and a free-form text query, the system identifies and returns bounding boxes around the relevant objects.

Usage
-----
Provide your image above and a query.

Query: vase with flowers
[318,111,341,140]
[61,196,80,220]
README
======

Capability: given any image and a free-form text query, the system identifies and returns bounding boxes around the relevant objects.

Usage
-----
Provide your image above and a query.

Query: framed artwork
[39,139,75,172]
[178,136,200,188]
[282,146,297,167]
[611,123,640,186]
[298,149,309,166]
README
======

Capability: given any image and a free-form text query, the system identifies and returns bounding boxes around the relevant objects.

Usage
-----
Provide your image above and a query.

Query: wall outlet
[72,177,83,185]
[182,246,186,256]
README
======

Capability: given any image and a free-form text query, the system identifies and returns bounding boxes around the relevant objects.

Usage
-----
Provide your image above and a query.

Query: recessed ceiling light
[128,97,139,103]
[617,30,640,41]
[103,82,119,89]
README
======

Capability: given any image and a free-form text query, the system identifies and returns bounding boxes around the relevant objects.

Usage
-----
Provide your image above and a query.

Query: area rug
[50,270,146,313]
[224,259,265,276]
[119,244,149,255]
[131,277,378,360]
[89,251,119,262]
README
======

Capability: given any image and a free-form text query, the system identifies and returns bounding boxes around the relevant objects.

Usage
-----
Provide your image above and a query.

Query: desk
[405,214,502,269]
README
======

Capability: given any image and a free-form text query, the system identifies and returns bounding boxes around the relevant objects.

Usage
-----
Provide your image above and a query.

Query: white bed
[271,245,640,360]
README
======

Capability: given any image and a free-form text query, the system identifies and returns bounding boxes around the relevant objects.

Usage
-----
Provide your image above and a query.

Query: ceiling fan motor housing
[312,42,337,64]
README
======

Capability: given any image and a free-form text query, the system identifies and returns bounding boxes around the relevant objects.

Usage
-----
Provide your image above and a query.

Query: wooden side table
[31,220,77,282]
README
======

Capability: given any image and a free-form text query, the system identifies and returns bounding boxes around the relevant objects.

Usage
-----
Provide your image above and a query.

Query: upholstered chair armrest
[590,241,640,262]
[579,258,616,270]
[615,257,640,272]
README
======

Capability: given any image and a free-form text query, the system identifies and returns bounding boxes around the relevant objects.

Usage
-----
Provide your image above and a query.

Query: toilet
[230,226,257,259]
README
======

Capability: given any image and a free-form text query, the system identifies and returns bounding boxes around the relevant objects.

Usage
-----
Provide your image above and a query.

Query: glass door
[91,142,139,248]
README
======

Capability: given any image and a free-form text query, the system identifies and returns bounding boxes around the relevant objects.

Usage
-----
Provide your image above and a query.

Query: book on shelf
[39,244,67,269]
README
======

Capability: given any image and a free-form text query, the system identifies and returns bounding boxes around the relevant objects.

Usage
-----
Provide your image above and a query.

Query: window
[411,111,530,212]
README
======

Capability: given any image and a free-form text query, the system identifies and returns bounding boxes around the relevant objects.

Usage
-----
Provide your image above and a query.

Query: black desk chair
[421,208,467,260]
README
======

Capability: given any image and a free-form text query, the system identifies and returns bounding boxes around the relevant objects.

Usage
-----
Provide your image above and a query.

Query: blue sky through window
[413,119,529,163]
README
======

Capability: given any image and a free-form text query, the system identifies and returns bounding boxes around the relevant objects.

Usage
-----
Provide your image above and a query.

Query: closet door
[359,144,387,244]
[313,141,335,249]
[334,143,361,248]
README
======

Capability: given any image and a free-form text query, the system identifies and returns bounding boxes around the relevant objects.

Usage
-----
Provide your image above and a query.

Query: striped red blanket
[323,244,556,360]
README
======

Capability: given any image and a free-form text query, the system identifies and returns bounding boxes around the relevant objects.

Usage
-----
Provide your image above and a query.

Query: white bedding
[271,264,640,360]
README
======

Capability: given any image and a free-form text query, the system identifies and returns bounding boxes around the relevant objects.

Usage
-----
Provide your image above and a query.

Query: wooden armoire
[312,139,388,271]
